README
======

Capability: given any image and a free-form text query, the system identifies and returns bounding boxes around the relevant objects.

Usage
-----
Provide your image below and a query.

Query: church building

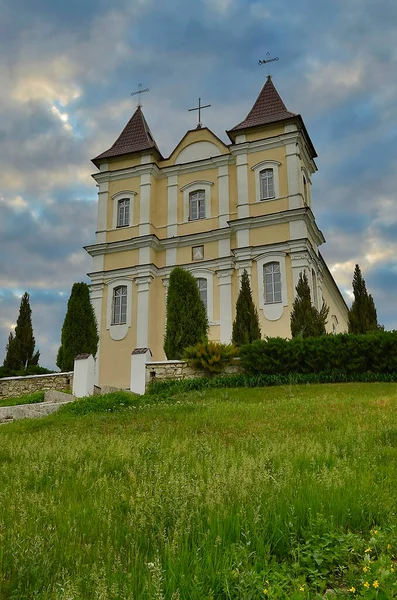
[86,76,348,389]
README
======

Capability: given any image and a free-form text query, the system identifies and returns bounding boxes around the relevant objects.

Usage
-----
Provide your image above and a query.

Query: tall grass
[0,383,397,598]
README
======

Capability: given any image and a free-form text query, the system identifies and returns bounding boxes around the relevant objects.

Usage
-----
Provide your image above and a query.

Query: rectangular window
[112,286,127,324]
[260,169,275,200]
[196,278,207,311]
[264,262,282,303]
[117,199,130,227]
[189,190,206,220]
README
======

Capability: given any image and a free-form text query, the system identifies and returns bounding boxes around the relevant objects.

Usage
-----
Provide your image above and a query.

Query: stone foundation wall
[145,360,241,387]
[0,372,73,400]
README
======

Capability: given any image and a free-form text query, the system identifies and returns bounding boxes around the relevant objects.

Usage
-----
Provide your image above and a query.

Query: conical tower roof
[92,106,162,166]
[228,76,296,135]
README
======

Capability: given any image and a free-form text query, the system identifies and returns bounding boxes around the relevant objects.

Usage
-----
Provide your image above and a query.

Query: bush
[239,331,397,375]
[147,370,397,397]
[0,365,54,379]
[164,267,208,359]
[183,341,238,374]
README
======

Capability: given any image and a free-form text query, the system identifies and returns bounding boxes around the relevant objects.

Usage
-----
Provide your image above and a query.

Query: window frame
[106,278,133,341]
[255,252,288,321]
[264,262,282,304]
[260,168,275,201]
[251,160,281,203]
[112,285,128,325]
[181,180,213,223]
[117,198,130,228]
[189,189,206,221]
[111,191,136,229]
[196,277,208,311]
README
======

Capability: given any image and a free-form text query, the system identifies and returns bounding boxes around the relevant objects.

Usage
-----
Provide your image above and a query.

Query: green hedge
[147,370,397,396]
[239,332,397,375]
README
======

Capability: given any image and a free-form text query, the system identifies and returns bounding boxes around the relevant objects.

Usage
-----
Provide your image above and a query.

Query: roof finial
[188,97,211,129]
[258,52,279,77]
[131,83,149,108]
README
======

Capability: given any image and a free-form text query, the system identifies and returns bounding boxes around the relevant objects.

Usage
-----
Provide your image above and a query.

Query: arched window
[117,198,130,227]
[264,262,282,304]
[312,269,318,308]
[189,190,206,220]
[196,278,207,311]
[112,285,127,325]
[260,169,275,200]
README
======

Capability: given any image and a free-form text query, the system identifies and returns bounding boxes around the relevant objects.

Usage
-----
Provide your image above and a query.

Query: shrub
[290,272,329,337]
[232,269,261,345]
[183,341,238,374]
[348,264,379,333]
[239,331,397,375]
[164,267,208,359]
[57,283,99,372]
[147,370,397,396]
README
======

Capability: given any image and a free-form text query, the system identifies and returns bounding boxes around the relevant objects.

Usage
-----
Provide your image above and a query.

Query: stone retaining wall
[145,360,241,387]
[0,372,73,399]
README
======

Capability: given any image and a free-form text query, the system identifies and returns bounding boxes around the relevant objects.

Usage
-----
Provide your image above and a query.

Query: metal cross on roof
[258,53,279,76]
[131,83,149,107]
[188,97,211,129]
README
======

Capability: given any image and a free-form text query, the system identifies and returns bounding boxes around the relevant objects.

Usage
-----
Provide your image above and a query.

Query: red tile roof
[229,76,296,133]
[92,106,162,166]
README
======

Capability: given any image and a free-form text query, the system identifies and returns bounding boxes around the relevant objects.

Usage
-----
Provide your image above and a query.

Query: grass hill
[1,383,397,599]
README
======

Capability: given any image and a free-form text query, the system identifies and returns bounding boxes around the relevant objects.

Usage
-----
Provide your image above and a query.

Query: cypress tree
[164,267,208,359]
[348,264,379,334]
[3,292,40,371]
[232,269,261,346]
[57,282,99,371]
[290,271,329,337]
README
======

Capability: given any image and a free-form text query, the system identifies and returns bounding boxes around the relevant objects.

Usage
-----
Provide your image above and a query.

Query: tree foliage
[290,271,329,337]
[348,264,379,334]
[57,282,99,372]
[164,267,208,360]
[3,292,40,372]
[232,269,261,346]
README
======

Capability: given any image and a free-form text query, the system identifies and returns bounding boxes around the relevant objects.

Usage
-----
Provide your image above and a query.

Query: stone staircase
[0,390,75,424]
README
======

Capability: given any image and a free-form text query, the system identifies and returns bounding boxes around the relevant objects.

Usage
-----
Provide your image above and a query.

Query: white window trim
[255,252,288,321]
[301,167,311,207]
[106,278,133,341]
[112,191,136,229]
[189,267,215,324]
[251,160,281,203]
[181,180,213,223]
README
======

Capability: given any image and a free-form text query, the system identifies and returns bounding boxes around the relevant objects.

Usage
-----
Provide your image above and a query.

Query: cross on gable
[188,97,211,129]
[131,84,149,107]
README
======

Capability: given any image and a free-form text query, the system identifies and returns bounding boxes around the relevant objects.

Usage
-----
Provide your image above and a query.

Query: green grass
[0,390,44,408]
[1,383,397,598]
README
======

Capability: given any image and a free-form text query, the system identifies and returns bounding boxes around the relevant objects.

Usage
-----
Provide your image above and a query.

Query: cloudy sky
[1,0,396,369]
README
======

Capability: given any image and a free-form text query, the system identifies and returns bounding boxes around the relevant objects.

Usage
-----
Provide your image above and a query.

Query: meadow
[0,383,397,599]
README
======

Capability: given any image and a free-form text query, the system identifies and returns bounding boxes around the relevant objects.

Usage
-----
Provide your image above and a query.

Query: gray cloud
[1,0,397,368]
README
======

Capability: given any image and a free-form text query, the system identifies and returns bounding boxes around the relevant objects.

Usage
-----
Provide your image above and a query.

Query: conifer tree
[348,264,379,334]
[57,282,99,371]
[232,269,261,346]
[290,271,329,337]
[164,267,208,359]
[3,292,40,371]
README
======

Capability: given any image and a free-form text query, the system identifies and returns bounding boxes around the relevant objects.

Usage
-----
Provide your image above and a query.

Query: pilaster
[139,173,151,236]
[218,164,229,228]
[96,181,109,243]
[286,142,302,210]
[167,175,178,237]
[217,269,233,343]
[135,275,153,347]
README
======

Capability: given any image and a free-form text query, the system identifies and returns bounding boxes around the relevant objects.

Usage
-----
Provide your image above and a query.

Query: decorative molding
[181,180,213,222]
[251,159,281,203]
[106,278,133,341]
[255,252,288,321]
[111,190,137,229]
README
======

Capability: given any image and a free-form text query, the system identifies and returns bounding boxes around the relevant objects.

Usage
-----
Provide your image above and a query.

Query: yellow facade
[87,79,349,389]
